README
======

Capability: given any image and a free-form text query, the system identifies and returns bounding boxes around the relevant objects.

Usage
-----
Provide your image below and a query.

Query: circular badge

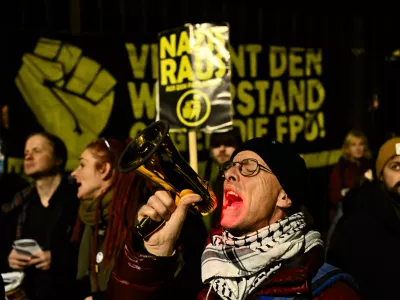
[176,90,211,127]
[96,252,104,264]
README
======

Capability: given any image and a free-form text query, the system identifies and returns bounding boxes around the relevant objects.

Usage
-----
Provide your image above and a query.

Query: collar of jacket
[249,245,324,299]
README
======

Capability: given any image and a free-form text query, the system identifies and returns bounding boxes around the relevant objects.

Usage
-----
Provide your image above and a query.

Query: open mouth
[223,189,243,211]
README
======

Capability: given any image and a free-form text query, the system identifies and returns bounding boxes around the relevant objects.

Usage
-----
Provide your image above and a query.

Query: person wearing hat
[106,137,360,299]
[327,137,400,299]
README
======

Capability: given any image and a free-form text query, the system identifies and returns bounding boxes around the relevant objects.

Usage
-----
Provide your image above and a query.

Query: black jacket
[327,181,400,299]
[19,175,80,300]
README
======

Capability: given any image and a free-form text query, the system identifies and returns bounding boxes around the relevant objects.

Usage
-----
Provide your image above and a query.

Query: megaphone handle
[135,217,166,240]
[135,189,195,240]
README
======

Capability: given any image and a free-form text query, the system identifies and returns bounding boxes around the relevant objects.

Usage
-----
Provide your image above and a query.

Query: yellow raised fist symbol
[15,38,116,169]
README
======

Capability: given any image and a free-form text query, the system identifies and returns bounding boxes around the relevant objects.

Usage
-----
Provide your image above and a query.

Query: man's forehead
[233,150,268,166]
[388,155,400,164]
[25,140,43,149]
[25,136,51,149]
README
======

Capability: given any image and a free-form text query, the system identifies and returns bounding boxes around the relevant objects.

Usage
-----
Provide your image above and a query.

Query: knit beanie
[210,127,242,148]
[375,137,400,178]
[230,137,308,209]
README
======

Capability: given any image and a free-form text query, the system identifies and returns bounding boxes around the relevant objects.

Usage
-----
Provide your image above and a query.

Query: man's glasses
[220,158,273,178]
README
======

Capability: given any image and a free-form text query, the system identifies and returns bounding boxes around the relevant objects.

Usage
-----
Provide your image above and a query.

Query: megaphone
[118,120,218,239]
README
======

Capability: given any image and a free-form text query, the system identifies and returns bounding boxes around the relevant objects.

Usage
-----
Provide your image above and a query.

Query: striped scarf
[1,185,34,213]
[1,185,35,239]
[201,212,323,300]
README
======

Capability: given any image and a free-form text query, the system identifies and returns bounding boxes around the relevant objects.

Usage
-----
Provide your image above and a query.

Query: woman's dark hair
[27,132,68,170]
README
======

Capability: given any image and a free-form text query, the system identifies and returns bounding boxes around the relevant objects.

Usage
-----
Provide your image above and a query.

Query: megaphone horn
[118,120,218,239]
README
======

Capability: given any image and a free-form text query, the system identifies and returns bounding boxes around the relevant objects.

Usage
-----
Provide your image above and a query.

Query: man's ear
[276,189,292,209]
[100,162,112,180]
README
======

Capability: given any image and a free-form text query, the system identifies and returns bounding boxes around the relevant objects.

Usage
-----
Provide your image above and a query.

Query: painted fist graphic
[15,38,116,168]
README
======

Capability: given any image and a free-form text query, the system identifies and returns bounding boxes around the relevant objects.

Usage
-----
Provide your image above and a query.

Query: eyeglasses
[220,158,273,178]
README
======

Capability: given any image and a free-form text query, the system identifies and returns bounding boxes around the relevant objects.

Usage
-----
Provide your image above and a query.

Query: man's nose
[218,145,226,151]
[224,166,239,182]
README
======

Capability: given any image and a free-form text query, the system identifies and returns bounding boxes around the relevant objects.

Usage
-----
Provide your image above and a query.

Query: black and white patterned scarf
[201,212,323,300]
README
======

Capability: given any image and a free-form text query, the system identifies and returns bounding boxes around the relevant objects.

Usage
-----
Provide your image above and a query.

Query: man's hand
[84,297,93,300]
[364,169,373,182]
[29,250,51,271]
[341,188,350,197]
[8,249,31,270]
[15,38,116,169]
[138,190,201,257]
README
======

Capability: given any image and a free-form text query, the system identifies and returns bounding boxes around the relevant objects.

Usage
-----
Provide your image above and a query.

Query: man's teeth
[227,190,238,197]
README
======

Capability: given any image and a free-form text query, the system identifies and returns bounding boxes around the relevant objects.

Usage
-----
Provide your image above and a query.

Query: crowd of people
[1,126,400,299]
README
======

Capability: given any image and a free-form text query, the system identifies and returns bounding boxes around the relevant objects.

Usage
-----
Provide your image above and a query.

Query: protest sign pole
[188,130,198,173]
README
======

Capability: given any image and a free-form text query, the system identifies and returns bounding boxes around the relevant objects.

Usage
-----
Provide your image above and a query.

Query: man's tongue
[224,193,243,210]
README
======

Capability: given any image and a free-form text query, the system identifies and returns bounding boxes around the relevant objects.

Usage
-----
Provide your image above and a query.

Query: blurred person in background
[0,104,29,273]
[4,132,79,300]
[325,129,373,248]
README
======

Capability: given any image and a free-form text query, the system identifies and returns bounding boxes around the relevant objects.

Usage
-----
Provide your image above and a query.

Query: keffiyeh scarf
[201,212,323,300]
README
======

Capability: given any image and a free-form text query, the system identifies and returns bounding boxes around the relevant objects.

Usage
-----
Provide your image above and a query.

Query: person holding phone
[5,132,79,300]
